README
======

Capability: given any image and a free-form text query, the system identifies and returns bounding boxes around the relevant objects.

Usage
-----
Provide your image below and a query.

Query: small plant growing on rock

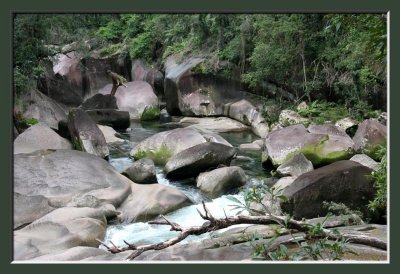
[232,183,358,261]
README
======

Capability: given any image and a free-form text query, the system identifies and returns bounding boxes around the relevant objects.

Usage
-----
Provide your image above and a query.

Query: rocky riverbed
[13,52,388,262]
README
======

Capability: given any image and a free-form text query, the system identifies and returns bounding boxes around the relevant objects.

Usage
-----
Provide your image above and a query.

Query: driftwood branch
[100,202,387,260]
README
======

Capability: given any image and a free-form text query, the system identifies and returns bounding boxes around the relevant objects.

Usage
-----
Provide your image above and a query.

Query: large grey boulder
[14,123,72,154]
[196,166,247,197]
[273,176,296,191]
[97,125,124,144]
[38,53,84,106]
[350,154,379,171]
[86,109,130,129]
[21,90,67,130]
[179,117,250,133]
[276,153,313,177]
[165,142,237,180]
[14,193,55,229]
[239,141,262,152]
[99,81,159,120]
[164,57,205,115]
[68,108,109,158]
[335,117,358,132]
[14,205,116,260]
[262,124,354,167]
[225,99,269,138]
[353,118,387,159]
[14,149,132,207]
[118,183,191,223]
[278,109,310,127]
[122,158,157,184]
[130,127,232,165]
[131,59,164,98]
[38,50,131,106]
[281,160,375,219]
[80,94,118,110]
[28,246,110,261]
[165,56,258,118]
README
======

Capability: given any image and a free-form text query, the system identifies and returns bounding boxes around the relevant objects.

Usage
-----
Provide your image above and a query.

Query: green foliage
[72,138,83,151]
[13,67,29,94]
[227,182,357,261]
[129,32,154,62]
[297,100,349,124]
[322,201,363,219]
[13,14,111,94]
[97,43,124,57]
[297,100,322,117]
[132,145,171,165]
[13,14,386,112]
[96,20,124,41]
[368,145,387,213]
[140,106,161,121]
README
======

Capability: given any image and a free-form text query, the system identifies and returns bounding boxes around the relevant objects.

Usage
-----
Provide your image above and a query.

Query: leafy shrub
[14,67,29,94]
[98,43,124,57]
[368,145,387,213]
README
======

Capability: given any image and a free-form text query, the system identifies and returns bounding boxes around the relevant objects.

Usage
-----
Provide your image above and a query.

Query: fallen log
[98,201,386,260]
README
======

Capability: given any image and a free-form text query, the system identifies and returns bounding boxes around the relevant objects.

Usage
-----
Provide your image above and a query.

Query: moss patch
[140,106,160,121]
[132,144,171,165]
[71,138,83,151]
[282,137,354,166]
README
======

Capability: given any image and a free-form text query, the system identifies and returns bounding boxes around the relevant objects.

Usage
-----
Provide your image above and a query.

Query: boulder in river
[14,123,72,154]
[38,53,85,106]
[280,160,375,219]
[99,81,159,120]
[14,193,55,229]
[122,158,157,184]
[14,205,117,260]
[225,99,269,138]
[131,59,164,98]
[353,118,387,160]
[276,153,313,177]
[262,124,355,167]
[179,117,250,133]
[165,142,237,180]
[19,90,68,131]
[28,246,110,261]
[118,183,192,223]
[68,108,109,158]
[350,154,379,171]
[196,166,247,197]
[335,117,359,135]
[14,149,132,207]
[278,109,310,127]
[130,127,232,165]
[97,125,125,144]
[85,109,130,129]
[80,94,118,110]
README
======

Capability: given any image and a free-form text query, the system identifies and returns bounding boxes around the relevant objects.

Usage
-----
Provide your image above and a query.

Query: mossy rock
[140,106,160,121]
[281,136,354,167]
[132,144,171,165]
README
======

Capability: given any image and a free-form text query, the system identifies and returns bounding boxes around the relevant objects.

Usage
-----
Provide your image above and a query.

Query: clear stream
[103,119,273,248]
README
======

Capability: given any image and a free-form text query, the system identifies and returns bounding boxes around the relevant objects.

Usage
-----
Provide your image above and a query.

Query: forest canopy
[13,13,387,111]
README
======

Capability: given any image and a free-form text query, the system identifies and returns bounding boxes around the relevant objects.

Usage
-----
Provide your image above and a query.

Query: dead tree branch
[101,203,387,260]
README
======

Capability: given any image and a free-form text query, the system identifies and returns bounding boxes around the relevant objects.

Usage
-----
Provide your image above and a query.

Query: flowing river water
[103,119,274,248]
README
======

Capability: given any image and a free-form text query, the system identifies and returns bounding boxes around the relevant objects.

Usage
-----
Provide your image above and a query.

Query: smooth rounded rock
[165,142,237,180]
[196,166,247,197]
[14,123,72,154]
